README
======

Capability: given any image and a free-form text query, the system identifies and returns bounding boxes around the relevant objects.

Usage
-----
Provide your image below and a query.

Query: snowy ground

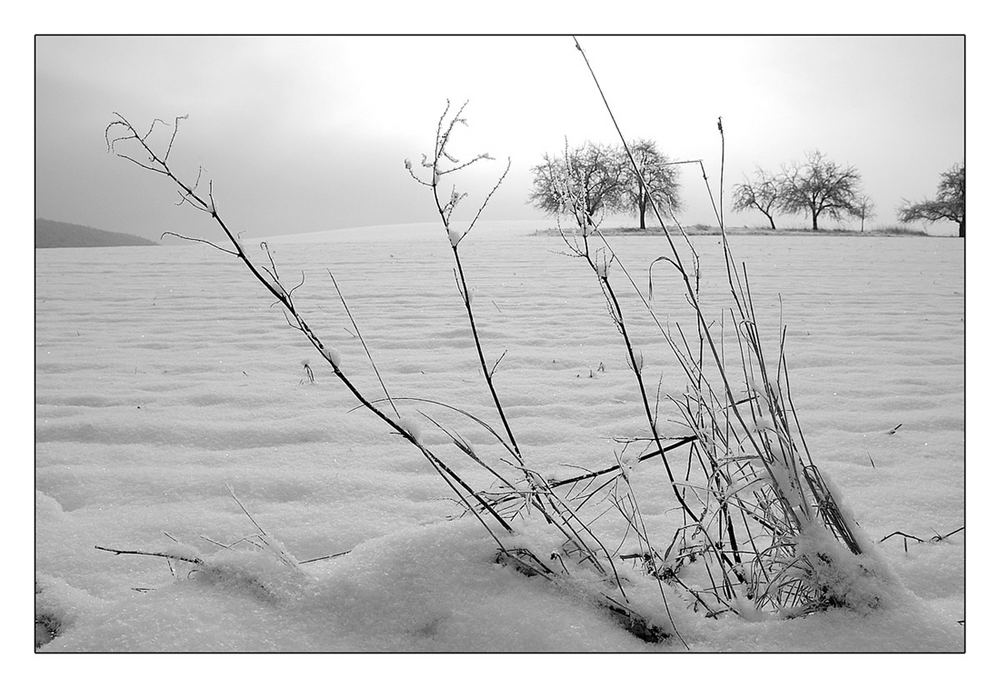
[35,223,964,651]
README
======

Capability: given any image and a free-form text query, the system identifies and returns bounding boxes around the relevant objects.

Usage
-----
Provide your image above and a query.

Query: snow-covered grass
[35,227,963,651]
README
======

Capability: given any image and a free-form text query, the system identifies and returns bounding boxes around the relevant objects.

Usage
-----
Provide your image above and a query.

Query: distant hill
[35,219,158,248]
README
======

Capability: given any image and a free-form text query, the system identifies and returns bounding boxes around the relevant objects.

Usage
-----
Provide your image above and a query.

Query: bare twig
[94,545,203,566]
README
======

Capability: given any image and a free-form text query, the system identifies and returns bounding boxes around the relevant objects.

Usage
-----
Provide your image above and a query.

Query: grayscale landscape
[35,35,964,652]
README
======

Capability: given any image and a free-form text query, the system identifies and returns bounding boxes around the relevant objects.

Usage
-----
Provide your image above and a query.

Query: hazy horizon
[36,36,965,240]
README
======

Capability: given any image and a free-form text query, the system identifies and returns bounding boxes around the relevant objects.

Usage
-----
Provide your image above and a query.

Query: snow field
[35,228,963,651]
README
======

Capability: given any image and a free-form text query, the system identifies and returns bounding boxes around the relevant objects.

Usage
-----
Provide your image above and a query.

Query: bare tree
[621,139,680,230]
[731,168,782,230]
[529,142,626,224]
[850,193,876,233]
[898,163,965,238]
[779,151,862,230]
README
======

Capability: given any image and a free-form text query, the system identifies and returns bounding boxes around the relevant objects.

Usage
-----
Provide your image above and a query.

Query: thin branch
[160,231,238,256]
[298,550,352,564]
[329,269,400,418]
[466,157,512,235]
[94,545,203,566]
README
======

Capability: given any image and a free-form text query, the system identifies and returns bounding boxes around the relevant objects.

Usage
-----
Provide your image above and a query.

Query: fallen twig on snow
[879,526,964,552]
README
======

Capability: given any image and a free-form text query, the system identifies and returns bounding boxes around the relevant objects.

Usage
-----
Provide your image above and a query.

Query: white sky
[35,35,963,238]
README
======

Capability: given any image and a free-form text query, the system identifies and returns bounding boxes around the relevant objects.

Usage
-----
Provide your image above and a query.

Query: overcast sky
[35,35,964,239]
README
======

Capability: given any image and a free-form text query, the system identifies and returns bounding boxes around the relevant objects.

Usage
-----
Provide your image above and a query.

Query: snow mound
[44,521,662,652]
[41,517,963,652]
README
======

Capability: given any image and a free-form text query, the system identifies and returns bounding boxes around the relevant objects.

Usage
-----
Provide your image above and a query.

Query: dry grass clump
[534,39,880,619]
[96,40,889,647]
[541,138,872,618]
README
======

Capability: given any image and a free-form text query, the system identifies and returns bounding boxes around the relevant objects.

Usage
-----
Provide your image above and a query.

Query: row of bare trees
[531,147,872,232]
[734,156,965,235]
[533,143,965,236]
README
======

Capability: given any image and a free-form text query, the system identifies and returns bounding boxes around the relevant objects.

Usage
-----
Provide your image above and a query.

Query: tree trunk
[811,210,819,231]
[638,192,647,231]
[766,214,776,231]
[958,218,965,238]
